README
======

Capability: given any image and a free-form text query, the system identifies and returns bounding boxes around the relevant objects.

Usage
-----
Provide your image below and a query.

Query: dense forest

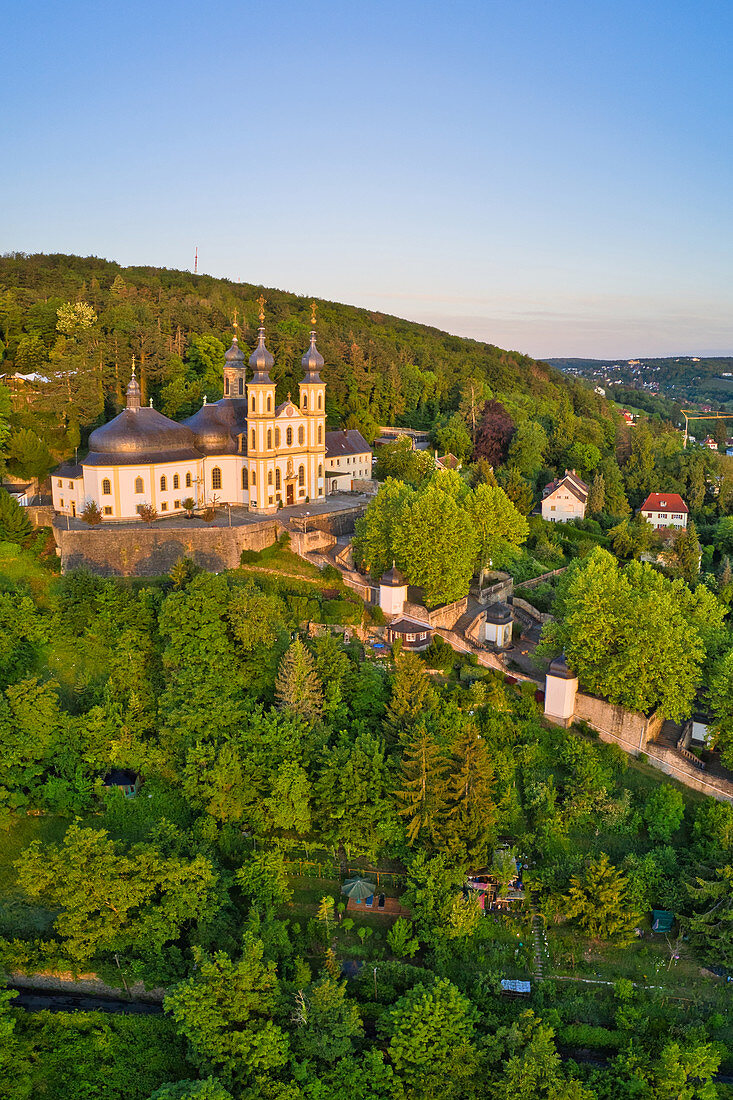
[0,538,732,1099]
[0,252,613,474]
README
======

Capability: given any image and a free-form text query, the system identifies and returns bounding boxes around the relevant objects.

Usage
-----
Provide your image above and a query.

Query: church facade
[51,317,330,520]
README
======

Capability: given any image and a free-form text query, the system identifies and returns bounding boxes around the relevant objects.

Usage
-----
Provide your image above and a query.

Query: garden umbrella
[341,877,376,901]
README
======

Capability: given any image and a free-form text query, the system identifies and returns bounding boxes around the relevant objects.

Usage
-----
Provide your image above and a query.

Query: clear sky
[4,0,733,359]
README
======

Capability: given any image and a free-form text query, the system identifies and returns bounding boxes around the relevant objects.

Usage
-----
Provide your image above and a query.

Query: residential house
[639,493,688,530]
[541,469,588,522]
[324,429,372,493]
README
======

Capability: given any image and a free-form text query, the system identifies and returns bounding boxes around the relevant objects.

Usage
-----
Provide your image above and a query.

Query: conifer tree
[586,471,605,516]
[386,652,436,742]
[447,723,496,863]
[566,853,640,943]
[397,724,448,846]
[720,556,732,590]
[275,637,323,723]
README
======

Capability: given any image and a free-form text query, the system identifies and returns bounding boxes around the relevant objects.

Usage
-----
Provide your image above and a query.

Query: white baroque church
[52,316,337,520]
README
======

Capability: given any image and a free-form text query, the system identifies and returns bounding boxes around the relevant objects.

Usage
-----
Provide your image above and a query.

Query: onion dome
[301,330,324,381]
[380,561,406,587]
[225,334,245,364]
[125,370,141,409]
[485,601,513,625]
[549,653,576,679]
[248,326,274,382]
[183,398,245,455]
[85,407,200,466]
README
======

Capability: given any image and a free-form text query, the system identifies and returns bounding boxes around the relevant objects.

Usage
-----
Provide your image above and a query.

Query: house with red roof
[640,493,688,530]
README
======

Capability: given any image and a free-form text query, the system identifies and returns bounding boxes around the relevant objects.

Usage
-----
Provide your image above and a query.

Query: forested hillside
[0,252,613,469]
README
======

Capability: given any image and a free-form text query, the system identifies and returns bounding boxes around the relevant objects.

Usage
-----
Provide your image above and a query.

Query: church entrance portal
[286,484,294,505]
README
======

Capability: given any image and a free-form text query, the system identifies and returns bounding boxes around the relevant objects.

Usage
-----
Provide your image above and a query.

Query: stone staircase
[530,894,549,982]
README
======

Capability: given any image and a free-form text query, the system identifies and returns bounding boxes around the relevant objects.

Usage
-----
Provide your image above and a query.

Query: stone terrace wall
[645,744,733,804]
[574,692,663,754]
[300,504,368,536]
[55,520,282,576]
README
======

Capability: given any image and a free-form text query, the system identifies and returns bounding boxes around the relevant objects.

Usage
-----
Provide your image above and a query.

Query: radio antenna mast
[194,246,198,274]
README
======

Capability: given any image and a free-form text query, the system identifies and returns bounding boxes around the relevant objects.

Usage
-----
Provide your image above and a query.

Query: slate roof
[640,493,688,513]
[542,469,588,504]
[52,463,83,478]
[325,429,371,458]
[388,615,432,634]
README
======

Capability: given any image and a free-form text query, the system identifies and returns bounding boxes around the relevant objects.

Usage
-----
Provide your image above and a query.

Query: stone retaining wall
[54,520,282,576]
[574,691,663,753]
[512,596,553,624]
[644,744,733,804]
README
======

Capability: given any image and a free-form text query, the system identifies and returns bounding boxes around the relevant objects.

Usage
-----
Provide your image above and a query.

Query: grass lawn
[0,815,72,937]
[0,541,55,604]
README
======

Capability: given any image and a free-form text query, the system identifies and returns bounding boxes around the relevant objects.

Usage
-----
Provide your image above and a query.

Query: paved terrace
[52,492,372,534]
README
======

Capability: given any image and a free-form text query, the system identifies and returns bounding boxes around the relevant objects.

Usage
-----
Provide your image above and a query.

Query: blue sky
[4,0,732,358]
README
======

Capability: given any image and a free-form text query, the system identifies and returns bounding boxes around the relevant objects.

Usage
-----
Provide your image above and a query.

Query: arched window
[160,475,167,492]
[212,467,222,490]
[102,478,111,495]
[303,392,308,409]
[267,395,271,412]
[242,467,248,490]
[318,393,322,409]
[298,425,304,446]
[275,428,280,447]
[267,429,272,449]
[251,429,256,450]
[225,378,229,396]
[298,464,305,487]
[173,474,179,489]
[318,464,322,477]
[318,424,322,444]
[286,427,293,446]
[238,377,243,395]
[251,470,256,486]
[135,477,144,494]
[251,395,256,412]
[275,468,281,490]
[268,469,273,485]
[186,471,192,488]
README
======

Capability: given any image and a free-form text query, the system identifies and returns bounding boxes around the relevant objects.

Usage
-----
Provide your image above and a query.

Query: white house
[541,469,588,523]
[324,429,372,493]
[639,493,688,530]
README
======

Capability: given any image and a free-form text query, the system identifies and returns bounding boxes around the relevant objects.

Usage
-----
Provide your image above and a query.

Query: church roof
[86,406,199,463]
[249,326,274,382]
[224,334,245,363]
[183,399,247,455]
[301,331,324,380]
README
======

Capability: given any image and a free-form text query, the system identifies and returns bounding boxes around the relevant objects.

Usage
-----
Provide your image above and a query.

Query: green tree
[467,483,528,581]
[275,638,324,723]
[236,849,293,910]
[164,937,289,1086]
[16,822,219,961]
[566,854,640,944]
[497,464,534,515]
[686,864,733,968]
[314,730,394,856]
[387,979,480,1100]
[6,428,52,483]
[508,420,548,479]
[707,649,733,768]
[649,1039,721,1100]
[586,471,605,516]
[624,427,657,507]
[662,521,701,583]
[0,983,32,1100]
[374,439,433,487]
[393,484,476,605]
[265,760,312,835]
[385,652,436,740]
[151,1081,234,1100]
[229,582,286,652]
[0,488,32,542]
[489,1011,566,1100]
[447,723,496,863]
[643,784,685,843]
[0,594,46,688]
[397,725,448,846]
[293,978,364,1064]
[434,413,472,462]
[387,917,420,959]
[402,852,464,945]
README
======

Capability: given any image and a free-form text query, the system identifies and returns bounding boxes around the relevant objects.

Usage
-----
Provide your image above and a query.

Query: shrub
[137,502,157,525]
[81,500,103,526]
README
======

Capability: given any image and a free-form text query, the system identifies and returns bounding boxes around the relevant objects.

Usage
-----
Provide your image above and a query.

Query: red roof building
[640,493,688,530]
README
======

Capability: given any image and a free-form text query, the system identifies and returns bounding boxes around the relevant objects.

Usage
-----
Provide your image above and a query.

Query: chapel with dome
[51,306,329,520]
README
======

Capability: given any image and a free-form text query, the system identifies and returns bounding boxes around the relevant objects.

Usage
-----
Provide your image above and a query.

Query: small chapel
[51,302,330,519]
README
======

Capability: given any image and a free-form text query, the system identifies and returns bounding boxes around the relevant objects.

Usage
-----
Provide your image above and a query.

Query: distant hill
[0,253,615,466]
[547,355,733,410]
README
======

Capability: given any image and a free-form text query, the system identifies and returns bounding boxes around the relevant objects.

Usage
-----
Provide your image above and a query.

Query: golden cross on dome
[131,355,136,377]
[310,300,317,326]
[232,307,239,330]
[257,295,266,324]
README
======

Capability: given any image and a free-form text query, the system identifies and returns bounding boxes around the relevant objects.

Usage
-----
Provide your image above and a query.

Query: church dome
[183,398,246,455]
[225,334,245,363]
[301,331,324,380]
[249,326,274,381]
[86,407,200,464]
